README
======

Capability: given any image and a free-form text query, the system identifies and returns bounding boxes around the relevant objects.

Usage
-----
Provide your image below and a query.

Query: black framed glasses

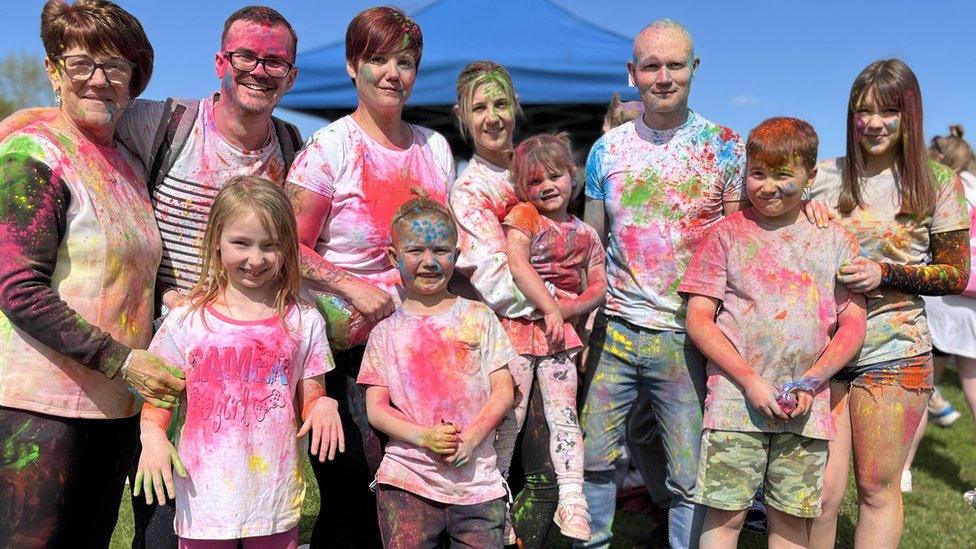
[223,51,294,78]
[55,55,135,85]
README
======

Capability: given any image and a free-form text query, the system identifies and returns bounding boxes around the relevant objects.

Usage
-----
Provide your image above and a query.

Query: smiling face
[389,213,457,298]
[522,166,574,218]
[347,50,417,116]
[217,20,297,115]
[218,210,283,297]
[854,88,902,161]
[48,45,131,132]
[745,159,814,222]
[628,24,698,127]
[466,81,516,160]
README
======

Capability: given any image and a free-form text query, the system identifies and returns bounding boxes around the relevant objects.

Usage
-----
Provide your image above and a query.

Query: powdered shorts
[831,353,933,391]
[693,430,828,518]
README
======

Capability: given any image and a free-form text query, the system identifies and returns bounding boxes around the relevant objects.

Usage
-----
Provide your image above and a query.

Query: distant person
[360,193,516,548]
[133,176,341,548]
[285,7,454,547]
[901,124,976,496]
[681,117,866,548]
[577,19,747,548]
[808,59,970,549]
[0,1,184,545]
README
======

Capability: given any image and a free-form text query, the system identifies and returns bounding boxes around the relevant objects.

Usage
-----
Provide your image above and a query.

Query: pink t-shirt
[150,302,334,539]
[287,116,454,303]
[678,210,859,440]
[501,202,606,356]
[357,298,518,505]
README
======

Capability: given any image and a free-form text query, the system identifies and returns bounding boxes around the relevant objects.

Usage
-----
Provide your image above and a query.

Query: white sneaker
[928,389,962,427]
[965,488,976,509]
[900,470,913,493]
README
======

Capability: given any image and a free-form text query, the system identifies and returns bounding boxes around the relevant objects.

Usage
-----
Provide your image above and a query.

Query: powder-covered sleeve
[0,149,130,377]
[286,125,344,200]
[880,230,970,296]
[584,137,610,201]
[479,306,519,374]
[357,320,391,387]
[299,305,336,379]
[147,310,188,373]
[677,227,729,301]
[451,178,534,319]
[931,167,971,234]
[502,202,541,238]
[720,130,747,203]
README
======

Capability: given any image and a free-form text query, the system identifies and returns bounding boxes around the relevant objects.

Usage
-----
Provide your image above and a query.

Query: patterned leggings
[495,353,584,500]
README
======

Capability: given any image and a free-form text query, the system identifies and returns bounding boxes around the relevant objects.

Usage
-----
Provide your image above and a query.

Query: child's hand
[444,437,473,468]
[742,376,789,420]
[556,296,578,320]
[790,390,815,418]
[543,310,565,348]
[298,396,346,462]
[133,427,187,505]
[419,422,459,455]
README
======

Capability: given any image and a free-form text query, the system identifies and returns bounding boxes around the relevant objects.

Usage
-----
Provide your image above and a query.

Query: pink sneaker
[554,498,591,542]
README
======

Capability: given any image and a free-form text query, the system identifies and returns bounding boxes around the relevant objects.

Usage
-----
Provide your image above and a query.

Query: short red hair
[746,117,819,172]
[345,7,423,70]
[511,133,575,202]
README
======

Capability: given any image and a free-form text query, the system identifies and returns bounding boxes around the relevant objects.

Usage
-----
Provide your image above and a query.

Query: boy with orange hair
[679,117,867,548]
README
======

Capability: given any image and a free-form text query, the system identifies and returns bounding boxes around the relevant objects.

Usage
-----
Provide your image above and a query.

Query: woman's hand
[122,350,185,408]
[837,257,883,293]
[298,396,346,462]
[802,199,836,228]
[742,376,789,420]
[133,426,186,505]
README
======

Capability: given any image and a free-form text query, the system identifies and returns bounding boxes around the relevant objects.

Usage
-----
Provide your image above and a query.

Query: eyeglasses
[223,51,294,78]
[55,55,135,85]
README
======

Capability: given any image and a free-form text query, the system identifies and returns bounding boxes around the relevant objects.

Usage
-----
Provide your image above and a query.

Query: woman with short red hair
[285,7,454,547]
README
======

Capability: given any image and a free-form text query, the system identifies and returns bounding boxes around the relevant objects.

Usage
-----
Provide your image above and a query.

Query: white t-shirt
[149,302,334,539]
[287,116,454,302]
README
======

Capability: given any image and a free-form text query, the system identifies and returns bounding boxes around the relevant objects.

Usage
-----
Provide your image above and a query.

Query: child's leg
[699,508,747,549]
[535,352,584,498]
[242,526,299,549]
[376,484,445,549]
[446,497,506,547]
[766,508,809,549]
[494,354,534,479]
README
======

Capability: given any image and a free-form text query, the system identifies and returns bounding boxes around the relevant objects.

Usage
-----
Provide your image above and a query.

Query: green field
[111,368,976,548]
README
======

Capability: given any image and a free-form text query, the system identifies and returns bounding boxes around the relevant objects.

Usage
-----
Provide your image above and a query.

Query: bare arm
[444,368,514,467]
[297,375,345,462]
[685,295,788,420]
[801,294,867,383]
[559,263,607,320]
[506,227,564,347]
[365,385,459,455]
[584,198,608,247]
[287,183,395,323]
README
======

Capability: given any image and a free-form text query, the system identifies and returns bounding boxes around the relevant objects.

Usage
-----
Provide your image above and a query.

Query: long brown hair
[185,176,301,327]
[840,59,934,217]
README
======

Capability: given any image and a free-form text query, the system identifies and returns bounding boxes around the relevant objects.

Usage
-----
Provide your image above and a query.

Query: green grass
[110,369,976,548]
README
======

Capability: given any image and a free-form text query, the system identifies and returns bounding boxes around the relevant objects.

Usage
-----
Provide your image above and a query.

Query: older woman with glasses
[0,1,184,545]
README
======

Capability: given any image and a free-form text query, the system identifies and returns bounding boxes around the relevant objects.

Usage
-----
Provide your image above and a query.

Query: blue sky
[2,0,974,159]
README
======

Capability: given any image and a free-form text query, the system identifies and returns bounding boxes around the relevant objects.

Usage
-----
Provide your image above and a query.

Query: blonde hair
[454,60,522,140]
[931,125,976,174]
[603,93,643,131]
[185,175,301,326]
[511,132,576,202]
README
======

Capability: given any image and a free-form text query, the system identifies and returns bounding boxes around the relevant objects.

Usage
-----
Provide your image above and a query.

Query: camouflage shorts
[693,430,827,518]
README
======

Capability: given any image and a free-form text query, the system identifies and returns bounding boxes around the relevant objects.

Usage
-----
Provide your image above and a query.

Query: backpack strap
[272,116,303,172]
[147,98,201,192]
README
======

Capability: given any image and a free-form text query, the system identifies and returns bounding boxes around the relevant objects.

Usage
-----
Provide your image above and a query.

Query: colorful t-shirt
[501,202,606,356]
[150,302,333,539]
[116,94,289,293]
[357,298,518,505]
[679,210,859,439]
[450,154,533,319]
[585,111,745,330]
[287,116,454,304]
[0,118,161,419]
[809,159,969,365]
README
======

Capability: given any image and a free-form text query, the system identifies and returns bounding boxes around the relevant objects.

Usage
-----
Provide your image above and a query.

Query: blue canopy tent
[279,0,637,157]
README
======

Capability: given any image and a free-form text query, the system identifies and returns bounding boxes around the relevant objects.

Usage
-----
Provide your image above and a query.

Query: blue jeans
[575,316,707,549]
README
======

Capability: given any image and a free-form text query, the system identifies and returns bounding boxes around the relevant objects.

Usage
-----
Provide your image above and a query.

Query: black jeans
[511,378,559,548]
[308,346,384,549]
[0,406,139,548]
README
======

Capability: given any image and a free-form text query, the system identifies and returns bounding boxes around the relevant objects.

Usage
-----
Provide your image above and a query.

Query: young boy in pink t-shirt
[678,118,867,548]
[358,192,517,547]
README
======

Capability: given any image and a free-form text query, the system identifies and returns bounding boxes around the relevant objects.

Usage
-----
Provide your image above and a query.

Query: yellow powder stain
[249,454,269,474]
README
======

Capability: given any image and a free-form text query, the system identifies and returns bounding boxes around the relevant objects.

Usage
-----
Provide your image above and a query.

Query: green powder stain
[400,34,411,50]
[56,132,77,156]
[1,421,41,471]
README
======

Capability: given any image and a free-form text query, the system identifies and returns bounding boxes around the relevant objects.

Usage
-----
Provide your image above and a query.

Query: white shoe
[900,470,913,493]
[964,488,976,509]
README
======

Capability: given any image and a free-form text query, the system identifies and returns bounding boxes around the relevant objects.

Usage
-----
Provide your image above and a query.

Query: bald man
[577,20,747,548]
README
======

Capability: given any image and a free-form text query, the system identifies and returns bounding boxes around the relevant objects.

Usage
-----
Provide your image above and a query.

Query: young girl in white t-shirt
[133,175,343,548]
